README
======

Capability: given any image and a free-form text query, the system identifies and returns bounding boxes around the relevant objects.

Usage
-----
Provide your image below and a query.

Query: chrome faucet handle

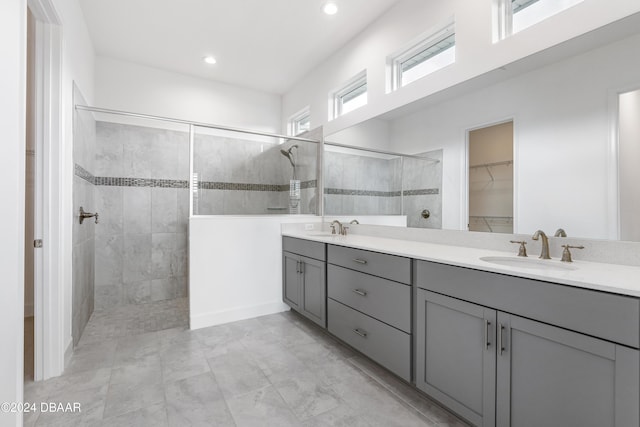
[330,225,336,235]
[554,228,567,237]
[342,226,349,236]
[510,240,528,257]
[561,244,584,263]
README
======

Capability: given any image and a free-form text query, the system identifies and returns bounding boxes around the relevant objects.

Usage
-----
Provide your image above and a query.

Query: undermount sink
[480,256,577,271]
[306,231,335,237]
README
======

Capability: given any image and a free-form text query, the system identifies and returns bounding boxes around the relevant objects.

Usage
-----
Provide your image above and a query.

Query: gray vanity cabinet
[416,260,640,427]
[282,237,326,328]
[496,312,639,427]
[416,289,496,427]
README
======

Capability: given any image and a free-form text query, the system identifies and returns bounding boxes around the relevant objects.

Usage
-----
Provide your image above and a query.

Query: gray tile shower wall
[403,149,443,229]
[72,88,96,346]
[193,131,318,215]
[94,121,189,310]
[323,152,402,215]
[323,149,443,224]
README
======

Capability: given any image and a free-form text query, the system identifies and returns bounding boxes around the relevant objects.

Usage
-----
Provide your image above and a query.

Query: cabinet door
[416,289,496,427]
[282,252,301,309]
[496,313,639,427]
[300,256,326,328]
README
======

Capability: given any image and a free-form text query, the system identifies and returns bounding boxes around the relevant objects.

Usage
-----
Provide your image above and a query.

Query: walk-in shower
[71,103,442,347]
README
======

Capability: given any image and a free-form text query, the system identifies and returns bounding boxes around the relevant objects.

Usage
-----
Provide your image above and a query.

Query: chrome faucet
[350,219,359,225]
[330,220,343,235]
[532,230,551,259]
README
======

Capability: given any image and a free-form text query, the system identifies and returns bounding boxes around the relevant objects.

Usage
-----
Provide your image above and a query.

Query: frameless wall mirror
[325,14,640,242]
[467,121,513,234]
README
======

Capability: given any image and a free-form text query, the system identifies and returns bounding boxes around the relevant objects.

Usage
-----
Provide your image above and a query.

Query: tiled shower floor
[24,309,468,427]
[78,298,189,345]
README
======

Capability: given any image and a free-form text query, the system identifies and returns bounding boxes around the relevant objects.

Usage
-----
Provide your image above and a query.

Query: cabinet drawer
[327,264,410,333]
[416,260,640,348]
[327,245,410,284]
[328,299,410,381]
[283,236,326,261]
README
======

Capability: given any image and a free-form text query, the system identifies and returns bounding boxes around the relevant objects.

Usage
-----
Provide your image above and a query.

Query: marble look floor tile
[208,351,270,399]
[331,375,436,427]
[34,377,108,426]
[161,347,210,384]
[35,309,467,427]
[63,341,116,374]
[103,381,166,420]
[99,403,169,427]
[270,369,342,421]
[164,373,236,427]
[347,356,470,426]
[113,332,161,367]
[110,354,162,386]
[226,385,300,427]
[104,355,165,418]
[301,404,372,427]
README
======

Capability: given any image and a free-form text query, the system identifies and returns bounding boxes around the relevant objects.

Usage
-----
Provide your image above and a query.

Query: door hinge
[34,239,43,248]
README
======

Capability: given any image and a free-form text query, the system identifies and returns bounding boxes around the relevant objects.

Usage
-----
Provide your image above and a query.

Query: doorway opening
[467,121,514,233]
[618,88,640,241]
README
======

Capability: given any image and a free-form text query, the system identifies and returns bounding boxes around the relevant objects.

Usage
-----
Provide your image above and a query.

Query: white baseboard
[24,303,34,318]
[190,300,289,330]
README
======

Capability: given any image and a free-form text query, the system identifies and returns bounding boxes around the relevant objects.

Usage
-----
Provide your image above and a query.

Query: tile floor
[24,307,469,426]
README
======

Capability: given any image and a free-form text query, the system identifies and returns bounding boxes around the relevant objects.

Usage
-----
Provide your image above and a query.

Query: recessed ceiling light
[322,1,338,15]
[202,56,217,65]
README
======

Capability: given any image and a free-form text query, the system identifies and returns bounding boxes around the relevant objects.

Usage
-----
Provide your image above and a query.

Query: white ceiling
[79,0,402,94]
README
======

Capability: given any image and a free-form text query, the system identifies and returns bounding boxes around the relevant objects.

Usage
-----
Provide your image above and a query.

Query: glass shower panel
[401,150,443,228]
[192,126,318,215]
[323,145,402,216]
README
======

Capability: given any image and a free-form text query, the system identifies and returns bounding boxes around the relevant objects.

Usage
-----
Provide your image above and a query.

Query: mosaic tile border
[325,188,401,197]
[403,188,439,196]
[95,177,189,188]
[74,164,317,192]
[74,164,95,185]
[75,165,437,196]
[324,187,439,197]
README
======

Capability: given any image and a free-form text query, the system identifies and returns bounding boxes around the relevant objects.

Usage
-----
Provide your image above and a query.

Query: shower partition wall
[191,127,319,216]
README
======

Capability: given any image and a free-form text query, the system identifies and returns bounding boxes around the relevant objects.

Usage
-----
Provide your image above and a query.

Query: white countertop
[282,230,640,297]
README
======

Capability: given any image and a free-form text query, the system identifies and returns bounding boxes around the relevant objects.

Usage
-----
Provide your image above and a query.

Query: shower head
[280,144,298,168]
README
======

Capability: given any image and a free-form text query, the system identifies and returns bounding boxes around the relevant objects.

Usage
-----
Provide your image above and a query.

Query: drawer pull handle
[499,324,506,355]
[352,258,368,265]
[352,289,367,297]
[352,328,368,338]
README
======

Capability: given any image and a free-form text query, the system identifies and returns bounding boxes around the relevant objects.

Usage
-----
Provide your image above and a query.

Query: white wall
[94,57,282,132]
[283,0,640,137]
[0,0,26,424]
[189,216,317,329]
[52,0,96,368]
[324,118,391,151]
[189,215,406,329]
[389,33,640,240]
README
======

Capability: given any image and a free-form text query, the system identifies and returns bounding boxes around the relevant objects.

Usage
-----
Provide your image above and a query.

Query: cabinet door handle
[498,323,506,355]
[352,289,367,297]
[296,261,300,273]
[352,328,368,338]
[299,261,304,275]
[484,320,491,349]
[352,258,368,265]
